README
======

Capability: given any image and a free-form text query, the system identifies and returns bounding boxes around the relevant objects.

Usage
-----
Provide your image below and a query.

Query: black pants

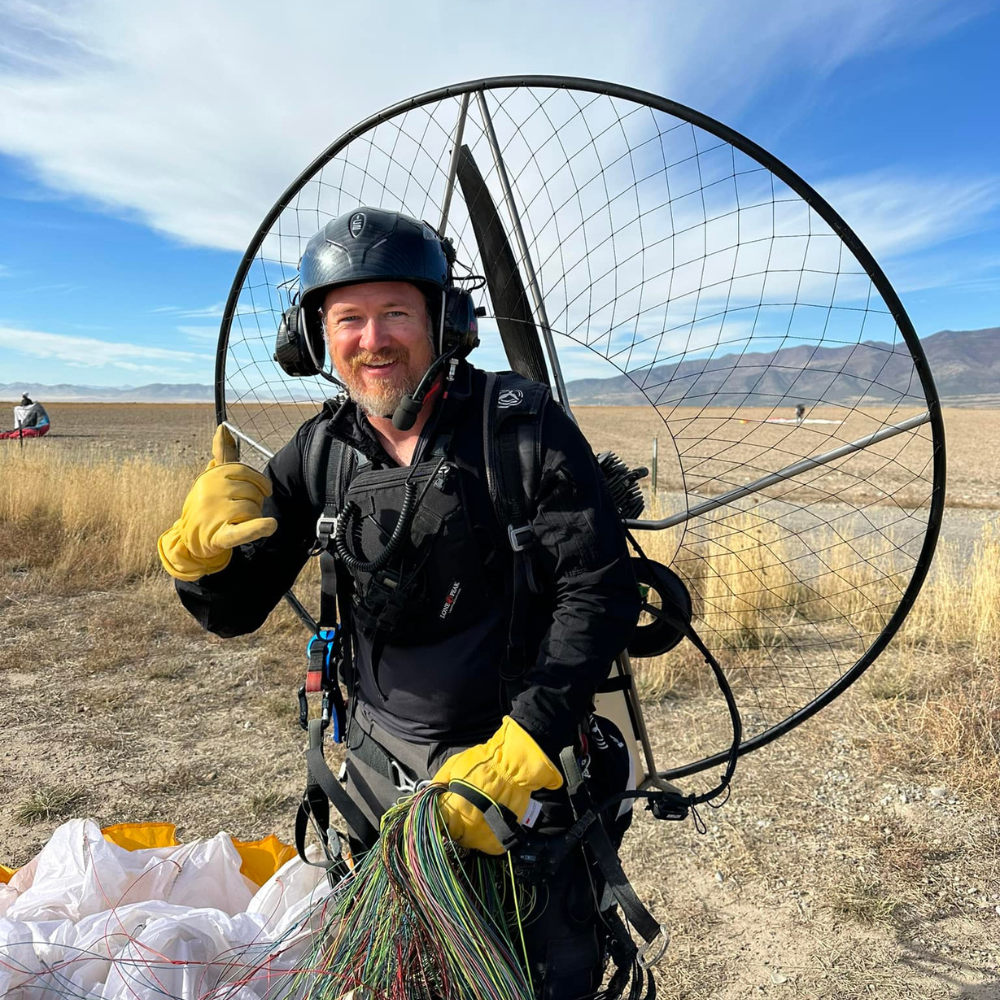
[341,704,607,1000]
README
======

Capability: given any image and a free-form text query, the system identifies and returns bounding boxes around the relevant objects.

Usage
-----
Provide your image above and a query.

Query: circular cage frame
[215,75,946,781]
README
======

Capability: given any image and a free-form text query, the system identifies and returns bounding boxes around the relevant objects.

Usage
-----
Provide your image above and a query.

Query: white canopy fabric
[0,819,331,1000]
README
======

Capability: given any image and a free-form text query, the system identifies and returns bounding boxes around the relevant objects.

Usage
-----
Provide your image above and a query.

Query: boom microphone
[391,347,460,431]
[392,393,424,431]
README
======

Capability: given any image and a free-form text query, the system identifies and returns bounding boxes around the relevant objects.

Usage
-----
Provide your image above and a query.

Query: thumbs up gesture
[157,425,278,581]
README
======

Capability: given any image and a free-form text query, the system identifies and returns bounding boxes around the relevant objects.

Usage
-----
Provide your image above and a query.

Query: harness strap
[295,719,331,865]
[317,441,360,630]
[298,730,379,853]
[342,758,386,841]
[602,908,656,998]
[445,780,524,853]
[348,724,427,793]
[558,747,667,959]
[483,371,550,683]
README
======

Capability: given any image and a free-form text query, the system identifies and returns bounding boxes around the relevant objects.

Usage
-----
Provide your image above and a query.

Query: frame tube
[438,93,470,236]
[627,411,931,530]
[222,420,274,461]
[474,90,575,419]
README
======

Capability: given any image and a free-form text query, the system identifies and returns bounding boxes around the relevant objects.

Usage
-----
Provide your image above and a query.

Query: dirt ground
[1,403,999,998]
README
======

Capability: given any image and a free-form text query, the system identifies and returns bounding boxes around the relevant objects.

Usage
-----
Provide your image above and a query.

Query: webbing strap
[295,718,332,870]
[342,759,387,841]
[446,780,523,852]
[483,372,549,683]
[602,909,656,999]
[558,747,665,951]
[589,817,662,945]
[301,738,378,850]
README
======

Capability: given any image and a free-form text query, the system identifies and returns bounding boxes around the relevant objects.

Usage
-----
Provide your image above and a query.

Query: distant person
[794,403,806,424]
[0,393,51,440]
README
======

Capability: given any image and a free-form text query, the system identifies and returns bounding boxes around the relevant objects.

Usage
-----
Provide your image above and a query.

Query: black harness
[293,371,668,993]
[293,373,548,862]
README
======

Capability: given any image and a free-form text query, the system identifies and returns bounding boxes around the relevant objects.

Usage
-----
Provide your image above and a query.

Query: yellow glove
[432,717,563,855]
[157,425,278,581]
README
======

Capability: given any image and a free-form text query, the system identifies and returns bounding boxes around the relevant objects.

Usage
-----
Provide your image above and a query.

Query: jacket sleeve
[506,401,641,757]
[174,422,319,637]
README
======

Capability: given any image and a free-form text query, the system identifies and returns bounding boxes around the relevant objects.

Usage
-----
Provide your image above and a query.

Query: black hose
[625,528,743,808]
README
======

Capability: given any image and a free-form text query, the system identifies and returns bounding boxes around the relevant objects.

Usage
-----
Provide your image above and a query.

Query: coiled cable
[333,481,419,574]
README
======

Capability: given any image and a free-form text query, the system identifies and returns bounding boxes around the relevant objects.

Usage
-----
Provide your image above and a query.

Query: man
[158,208,640,998]
[0,393,51,440]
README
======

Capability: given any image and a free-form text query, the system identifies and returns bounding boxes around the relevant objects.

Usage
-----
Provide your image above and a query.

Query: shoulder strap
[302,411,361,633]
[483,371,550,682]
[303,406,359,513]
[484,370,549,549]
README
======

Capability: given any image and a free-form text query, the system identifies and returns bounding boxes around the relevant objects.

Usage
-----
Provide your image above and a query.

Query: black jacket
[176,363,639,757]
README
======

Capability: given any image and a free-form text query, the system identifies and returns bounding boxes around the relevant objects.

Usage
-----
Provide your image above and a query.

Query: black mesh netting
[219,79,943,773]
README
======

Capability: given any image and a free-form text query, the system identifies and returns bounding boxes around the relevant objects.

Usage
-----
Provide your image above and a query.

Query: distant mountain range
[564,326,1000,407]
[0,382,216,403]
[3,327,998,405]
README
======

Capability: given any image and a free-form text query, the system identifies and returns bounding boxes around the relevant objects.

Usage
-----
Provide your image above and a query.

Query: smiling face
[322,281,436,417]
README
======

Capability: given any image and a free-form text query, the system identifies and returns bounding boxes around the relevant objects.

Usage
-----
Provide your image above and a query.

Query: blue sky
[1,0,998,389]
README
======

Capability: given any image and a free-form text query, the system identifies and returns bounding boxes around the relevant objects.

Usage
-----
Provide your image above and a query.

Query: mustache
[348,348,408,372]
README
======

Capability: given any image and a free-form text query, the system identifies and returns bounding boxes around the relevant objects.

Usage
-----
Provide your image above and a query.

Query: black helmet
[299,208,448,342]
[276,207,478,378]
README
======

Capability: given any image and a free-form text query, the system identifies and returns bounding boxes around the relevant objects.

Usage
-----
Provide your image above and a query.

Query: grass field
[1,402,998,997]
[11,400,999,508]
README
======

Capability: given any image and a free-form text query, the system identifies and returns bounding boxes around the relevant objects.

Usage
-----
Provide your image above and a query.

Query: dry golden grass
[0,444,201,594]
[578,404,999,509]
[857,524,1000,799]
[625,483,1000,803]
[16,786,88,824]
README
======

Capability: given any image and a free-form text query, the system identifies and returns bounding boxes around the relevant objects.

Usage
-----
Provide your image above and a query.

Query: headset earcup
[441,288,480,356]
[274,306,324,377]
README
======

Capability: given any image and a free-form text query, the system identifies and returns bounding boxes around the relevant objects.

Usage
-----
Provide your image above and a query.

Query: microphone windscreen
[392,395,421,431]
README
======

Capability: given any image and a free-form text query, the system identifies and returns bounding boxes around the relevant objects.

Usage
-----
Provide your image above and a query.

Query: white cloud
[177,325,221,343]
[815,172,1000,261]
[653,0,980,113]
[0,325,213,378]
[152,302,224,318]
[153,302,267,318]
[0,0,981,254]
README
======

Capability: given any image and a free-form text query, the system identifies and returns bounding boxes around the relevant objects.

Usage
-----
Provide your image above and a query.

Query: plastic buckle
[637,925,670,969]
[301,627,340,733]
[388,759,429,795]
[315,514,337,546]
[507,523,534,552]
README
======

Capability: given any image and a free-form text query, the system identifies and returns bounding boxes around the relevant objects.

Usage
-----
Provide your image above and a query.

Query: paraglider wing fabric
[0,424,52,441]
[0,819,327,1000]
[3,821,295,888]
[0,424,49,440]
[456,144,550,386]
